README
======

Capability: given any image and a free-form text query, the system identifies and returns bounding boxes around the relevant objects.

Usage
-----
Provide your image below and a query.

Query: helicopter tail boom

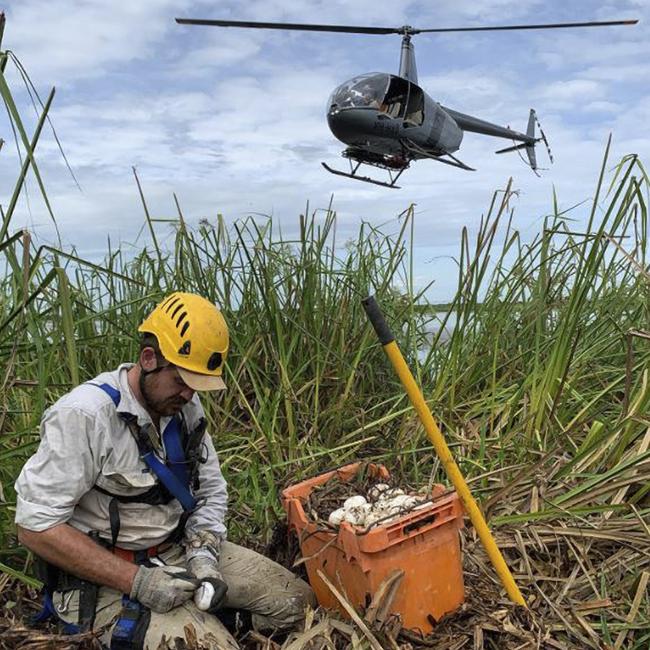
[442,106,533,143]
[443,106,545,169]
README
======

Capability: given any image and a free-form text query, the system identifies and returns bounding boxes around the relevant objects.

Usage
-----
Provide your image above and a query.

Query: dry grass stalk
[316,569,384,650]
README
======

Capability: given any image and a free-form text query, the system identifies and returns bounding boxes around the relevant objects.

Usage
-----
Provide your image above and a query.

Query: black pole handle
[362,295,395,345]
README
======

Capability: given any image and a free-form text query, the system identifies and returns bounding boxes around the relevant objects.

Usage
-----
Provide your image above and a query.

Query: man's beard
[139,371,187,417]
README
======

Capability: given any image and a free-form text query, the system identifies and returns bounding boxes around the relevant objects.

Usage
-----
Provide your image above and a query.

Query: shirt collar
[115,363,175,432]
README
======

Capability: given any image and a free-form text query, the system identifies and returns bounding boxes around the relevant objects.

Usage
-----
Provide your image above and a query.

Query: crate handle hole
[403,512,438,535]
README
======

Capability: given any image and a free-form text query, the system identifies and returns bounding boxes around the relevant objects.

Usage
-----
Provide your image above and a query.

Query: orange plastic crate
[282,462,465,633]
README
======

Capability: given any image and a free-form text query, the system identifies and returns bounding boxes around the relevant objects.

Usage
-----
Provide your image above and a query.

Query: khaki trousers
[52,541,315,649]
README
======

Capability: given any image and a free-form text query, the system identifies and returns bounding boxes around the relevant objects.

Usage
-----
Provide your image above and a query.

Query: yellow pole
[362,296,526,607]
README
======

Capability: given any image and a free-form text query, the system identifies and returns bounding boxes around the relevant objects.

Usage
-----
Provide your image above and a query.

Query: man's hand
[188,556,228,612]
[130,565,200,613]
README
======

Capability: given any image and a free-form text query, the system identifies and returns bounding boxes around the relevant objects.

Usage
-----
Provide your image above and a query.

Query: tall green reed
[1,149,647,538]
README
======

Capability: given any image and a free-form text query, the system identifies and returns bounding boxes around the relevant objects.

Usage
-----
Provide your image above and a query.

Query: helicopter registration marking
[373,121,399,135]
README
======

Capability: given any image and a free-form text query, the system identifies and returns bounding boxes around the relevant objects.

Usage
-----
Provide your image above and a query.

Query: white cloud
[580,100,621,113]
[3,0,189,83]
[539,79,604,103]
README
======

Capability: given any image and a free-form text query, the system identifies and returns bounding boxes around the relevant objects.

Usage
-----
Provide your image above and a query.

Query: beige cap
[177,367,226,392]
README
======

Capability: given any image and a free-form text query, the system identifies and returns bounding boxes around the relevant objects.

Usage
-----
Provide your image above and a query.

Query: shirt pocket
[95,460,157,497]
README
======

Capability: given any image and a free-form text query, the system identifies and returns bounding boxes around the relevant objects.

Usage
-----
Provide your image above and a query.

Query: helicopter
[175,17,638,189]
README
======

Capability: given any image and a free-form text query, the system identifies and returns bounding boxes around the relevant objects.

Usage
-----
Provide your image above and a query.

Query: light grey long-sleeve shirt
[14,364,228,550]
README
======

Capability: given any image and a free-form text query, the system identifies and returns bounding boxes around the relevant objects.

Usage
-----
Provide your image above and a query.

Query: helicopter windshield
[328,73,390,111]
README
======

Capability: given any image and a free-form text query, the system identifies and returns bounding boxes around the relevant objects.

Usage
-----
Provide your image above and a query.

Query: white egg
[343,510,362,525]
[368,483,391,500]
[390,494,411,508]
[343,495,367,510]
[365,511,387,527]
[371,509,389,522]
[328,508,346,526]
[378,488,405,503]
[344,503,371,526]
[194,582,214,611]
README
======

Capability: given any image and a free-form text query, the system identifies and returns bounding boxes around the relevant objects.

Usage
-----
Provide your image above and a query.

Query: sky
[0,0,647,301]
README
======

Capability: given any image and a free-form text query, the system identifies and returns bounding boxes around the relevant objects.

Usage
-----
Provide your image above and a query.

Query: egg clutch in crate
[315,482,432,528]
[282,462,466,633]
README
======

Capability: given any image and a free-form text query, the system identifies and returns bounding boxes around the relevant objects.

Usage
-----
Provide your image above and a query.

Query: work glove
[130,564,200,613]
[184,529,223,564]
[188,555,228,612]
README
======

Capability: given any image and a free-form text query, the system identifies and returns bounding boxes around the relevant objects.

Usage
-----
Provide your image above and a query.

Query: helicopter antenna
[398,29,417,83]
[0,12,6,51]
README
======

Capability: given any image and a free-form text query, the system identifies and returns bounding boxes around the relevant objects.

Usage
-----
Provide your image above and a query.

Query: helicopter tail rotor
[536,115,554,165]
[495,109,553,175]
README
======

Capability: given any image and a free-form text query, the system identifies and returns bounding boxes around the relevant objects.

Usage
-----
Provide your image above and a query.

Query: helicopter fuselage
[326,71,537,175]
[327,73,463,161]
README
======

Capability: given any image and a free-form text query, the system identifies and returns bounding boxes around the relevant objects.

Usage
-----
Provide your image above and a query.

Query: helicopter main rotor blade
[175,18,400,34]
[416,19,638,33]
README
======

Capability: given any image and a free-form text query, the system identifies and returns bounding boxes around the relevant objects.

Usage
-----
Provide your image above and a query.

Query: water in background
[414,310,456,362]
[427,311,456,344]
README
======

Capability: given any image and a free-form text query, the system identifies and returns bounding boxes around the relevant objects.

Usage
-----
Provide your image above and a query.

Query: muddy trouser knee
[217,540,317,632]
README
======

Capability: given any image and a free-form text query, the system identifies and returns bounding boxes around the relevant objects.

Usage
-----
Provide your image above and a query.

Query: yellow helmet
[138,292,229,391]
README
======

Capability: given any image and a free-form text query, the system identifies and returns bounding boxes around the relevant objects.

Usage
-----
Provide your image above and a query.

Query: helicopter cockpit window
[381,76,410,119]
[328,73,390,111]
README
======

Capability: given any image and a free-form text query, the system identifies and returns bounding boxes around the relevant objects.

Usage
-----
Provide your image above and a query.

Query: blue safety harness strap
[97,382,120,407]
[91,383,197,512]
[110,596,151,650]
[137,446,196,511]
[161,416,190,488]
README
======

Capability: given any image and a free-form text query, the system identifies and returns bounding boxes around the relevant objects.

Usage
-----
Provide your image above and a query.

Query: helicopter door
[404,83,424,126]
[380,76,409,119]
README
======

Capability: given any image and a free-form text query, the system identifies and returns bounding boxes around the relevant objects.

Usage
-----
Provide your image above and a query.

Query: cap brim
[177,367,226,392]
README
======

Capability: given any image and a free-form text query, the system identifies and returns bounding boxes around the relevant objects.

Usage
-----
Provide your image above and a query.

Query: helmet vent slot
[180,321,190,337]
[164,296,180,313]
[171,303,184,319]
[207,352,222,371]
[176,311,187,328]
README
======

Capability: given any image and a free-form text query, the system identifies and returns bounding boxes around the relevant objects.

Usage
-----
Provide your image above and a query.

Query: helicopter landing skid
[321,159,407,189]
[321,162,405,188]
